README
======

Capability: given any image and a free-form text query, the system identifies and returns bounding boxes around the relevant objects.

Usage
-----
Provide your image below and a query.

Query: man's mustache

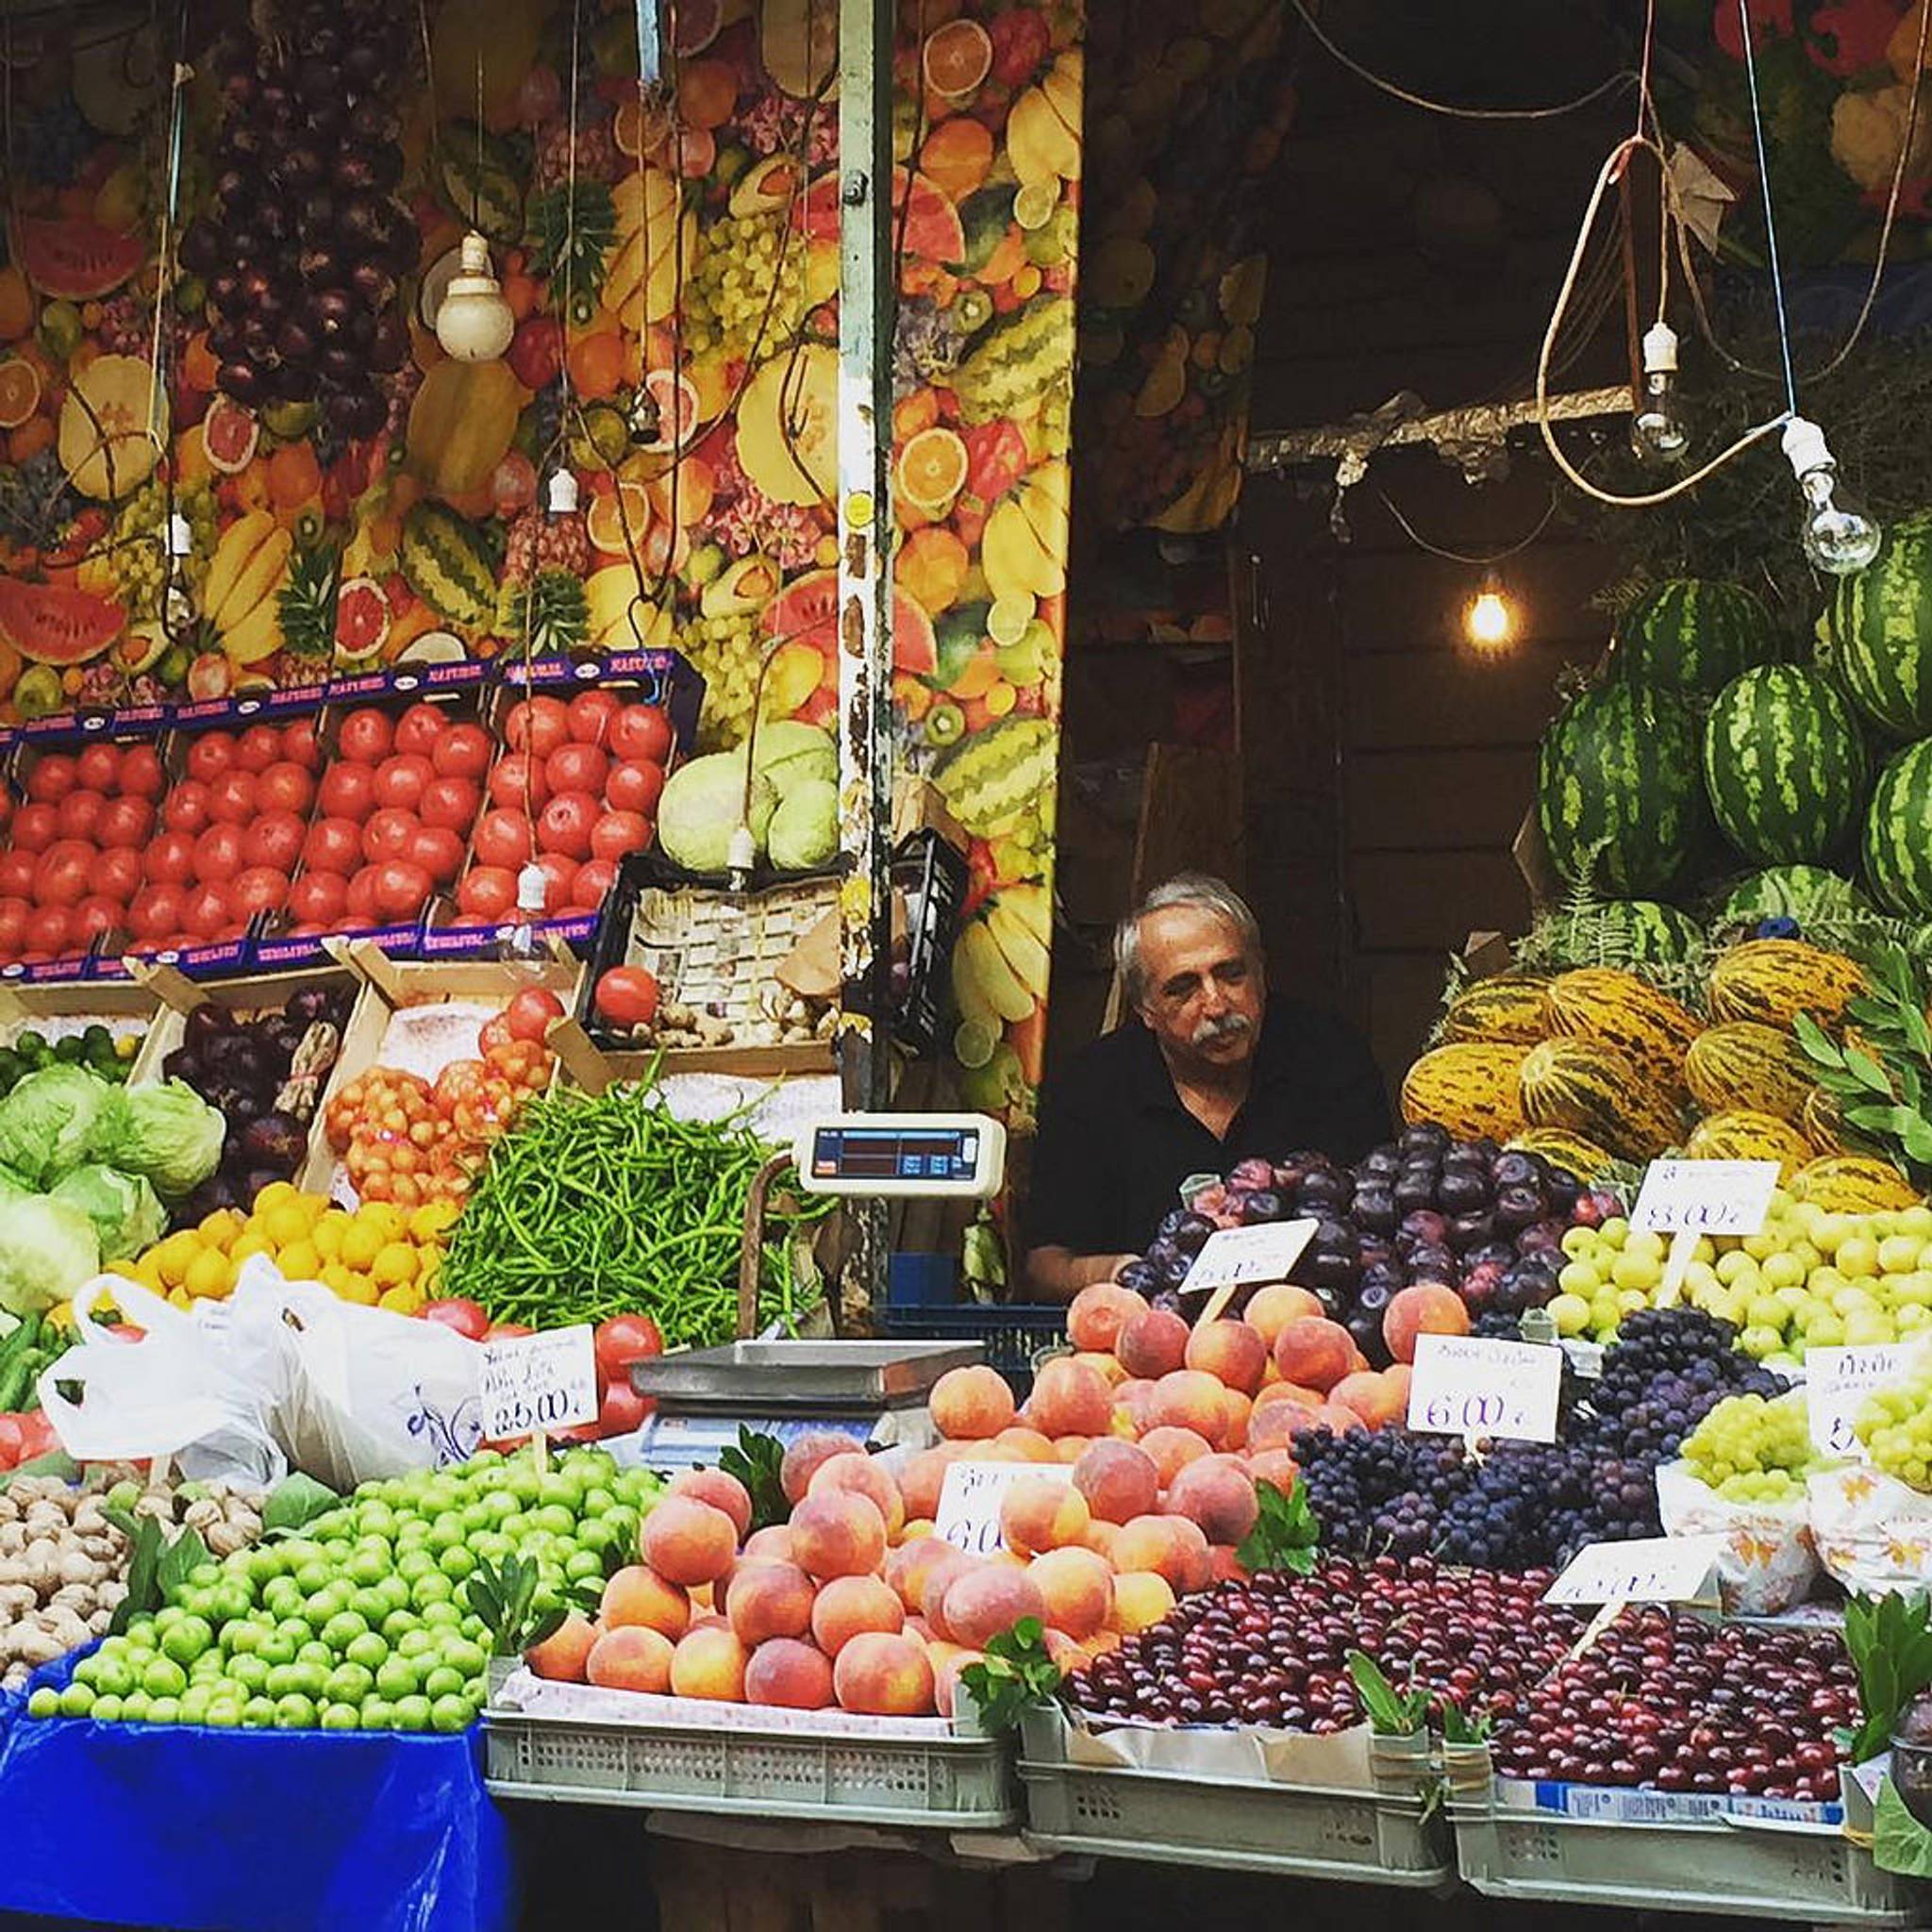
[1191,1010,1254,1048]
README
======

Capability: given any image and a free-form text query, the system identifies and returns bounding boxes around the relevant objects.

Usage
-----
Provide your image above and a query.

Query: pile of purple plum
[1120,1123,1622,1368]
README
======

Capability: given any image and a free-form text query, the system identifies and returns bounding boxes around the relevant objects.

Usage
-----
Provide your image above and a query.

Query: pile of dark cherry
[1292,1308,1783,1569]
[1066,1558,1856,1802]
[1122,1124,1619,1369]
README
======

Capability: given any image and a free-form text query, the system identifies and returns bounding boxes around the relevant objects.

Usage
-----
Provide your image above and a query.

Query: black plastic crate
[882,1302,1067,1396]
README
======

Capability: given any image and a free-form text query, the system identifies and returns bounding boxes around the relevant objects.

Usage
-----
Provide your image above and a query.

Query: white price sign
[1180,1218,1319,1296]
[1630,1159,1780,1237]
[933,1459,1073,1557]
[1406,1334,1563,1442]
[479,1324,599,1441]
[1805,1341,1924,1459]
[1545,1534,1725,1607]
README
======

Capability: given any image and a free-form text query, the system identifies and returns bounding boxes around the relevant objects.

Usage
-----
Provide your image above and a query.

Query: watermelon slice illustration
[0,578,125,664]
[763,567,936,676]
[793,169,965,266]
[9,215,144,300]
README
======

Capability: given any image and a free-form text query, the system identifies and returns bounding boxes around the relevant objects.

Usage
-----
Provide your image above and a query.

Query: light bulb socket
[164,510,192,558]
[1781,415,1833,480]
[725,824,758,876]
[1640,322,1680,375]
[542,467,580,516]
[514,861,549,914]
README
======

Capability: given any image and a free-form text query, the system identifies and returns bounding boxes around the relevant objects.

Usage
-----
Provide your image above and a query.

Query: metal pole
[836,0,896,1312]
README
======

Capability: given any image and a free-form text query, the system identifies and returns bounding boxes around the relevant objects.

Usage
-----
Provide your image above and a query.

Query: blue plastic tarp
[0,1651,518,1932]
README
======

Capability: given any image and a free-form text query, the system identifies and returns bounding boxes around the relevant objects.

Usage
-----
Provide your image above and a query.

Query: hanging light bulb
[1463,568,1516,653]
[1629,322,1690,465]
[1782,417,1881,575]
[543,465,579,516]
[433,232,515,363]
[494,860,553,972]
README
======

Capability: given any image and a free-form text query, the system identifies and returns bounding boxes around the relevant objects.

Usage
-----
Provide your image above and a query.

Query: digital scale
[621,1113,1006,1469]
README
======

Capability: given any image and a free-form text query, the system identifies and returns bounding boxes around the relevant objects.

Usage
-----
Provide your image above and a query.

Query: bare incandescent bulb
[1782,416,1881,575]
[1463,568,1515,653]
[1629,322,1690,464]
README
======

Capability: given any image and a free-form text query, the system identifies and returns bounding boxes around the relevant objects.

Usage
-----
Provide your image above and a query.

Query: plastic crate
[1017,1708,1453,1885]
[883,1303,1066,1394]
[1451,1792,1931,1924]
[483,1707,1016,1828]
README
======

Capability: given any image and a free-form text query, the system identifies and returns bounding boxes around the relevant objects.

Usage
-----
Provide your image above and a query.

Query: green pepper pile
[438,1084,834,1344]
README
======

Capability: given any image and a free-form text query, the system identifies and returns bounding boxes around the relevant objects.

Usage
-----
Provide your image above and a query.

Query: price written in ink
[1406,1334,1563,1443]
[479,1325,599,1441]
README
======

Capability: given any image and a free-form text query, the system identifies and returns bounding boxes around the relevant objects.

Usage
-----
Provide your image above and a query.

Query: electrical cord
[1375,487,1557,565]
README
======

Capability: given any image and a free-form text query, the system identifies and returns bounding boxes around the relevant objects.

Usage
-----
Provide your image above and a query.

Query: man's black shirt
[1025,996,1391,1258]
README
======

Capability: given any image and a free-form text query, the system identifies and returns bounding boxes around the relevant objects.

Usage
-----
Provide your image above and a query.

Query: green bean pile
[439,1085,833,1343]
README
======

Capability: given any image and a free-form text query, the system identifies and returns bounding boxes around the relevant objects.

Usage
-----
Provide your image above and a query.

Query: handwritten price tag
[933,1460,1073,1557]
[1805,1341,1925,1459]
[1546,1534,1725,1607]
[1181,1219,1319,1296]
[479,1325,598,1441]
[1630,1159,1780,1237]
[1406,1334,1562,1442]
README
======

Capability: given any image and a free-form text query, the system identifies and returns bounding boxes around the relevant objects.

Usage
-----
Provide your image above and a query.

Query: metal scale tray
[628,1339,981,1414]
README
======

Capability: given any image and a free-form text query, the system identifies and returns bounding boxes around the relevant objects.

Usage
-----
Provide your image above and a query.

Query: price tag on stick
[479,1324,599,1443]
[933,1460,1074,1557]
[1806,1341,1926,1459]
[1180,1219,1319,1303]
[1545,1534,1725,1607]
[1631,1159,1781,1237]
[1406,1334,1563,1443]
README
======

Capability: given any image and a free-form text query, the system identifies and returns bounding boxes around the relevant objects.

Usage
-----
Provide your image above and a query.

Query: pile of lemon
[121,1184,461,1314]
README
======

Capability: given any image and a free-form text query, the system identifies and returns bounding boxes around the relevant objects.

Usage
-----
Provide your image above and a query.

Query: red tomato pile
[454,691,671,927]
[321,988,564,1206]
[291,702,491,936]
[123,721,325,952]
[0,738,176,963]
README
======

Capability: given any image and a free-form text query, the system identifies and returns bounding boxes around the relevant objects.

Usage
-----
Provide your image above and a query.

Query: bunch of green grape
[1682,1391,1817,1502]
[107,476,216,617]
[679,609,762,748]
[685,214,808,361]
[1855,1375,1932,1491]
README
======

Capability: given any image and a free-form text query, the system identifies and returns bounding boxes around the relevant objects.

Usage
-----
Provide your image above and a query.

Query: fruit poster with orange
[1074,0,1291,537]
[0,1,1079,1107]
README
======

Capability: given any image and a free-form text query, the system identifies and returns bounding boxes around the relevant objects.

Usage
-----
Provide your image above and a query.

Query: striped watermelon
[1702,665,1868,865]
[1537,681,1712,895]
[1615,579,1778,698]
[1541,898,1704,966]
[1862,738,1932,916]
[1721,865,1869,925]
[1824,514,1932,739]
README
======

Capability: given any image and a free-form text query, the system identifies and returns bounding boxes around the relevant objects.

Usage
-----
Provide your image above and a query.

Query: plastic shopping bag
[233,1257,485,1490]
[35,1274,291,1486]
[1654,1457,1819,1613]
[1808,1463,1932,1594]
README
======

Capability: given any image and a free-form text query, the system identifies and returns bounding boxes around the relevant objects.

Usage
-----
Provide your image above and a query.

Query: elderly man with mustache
[1023,874,1391,1303]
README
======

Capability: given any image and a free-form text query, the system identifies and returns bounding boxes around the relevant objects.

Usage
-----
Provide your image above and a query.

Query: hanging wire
[1735,0,1798,419]
[1282,0,1636,122]
[1376,488,1557,566]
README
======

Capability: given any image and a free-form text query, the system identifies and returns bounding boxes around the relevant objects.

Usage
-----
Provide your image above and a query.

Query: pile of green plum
[26,1445,660,1732]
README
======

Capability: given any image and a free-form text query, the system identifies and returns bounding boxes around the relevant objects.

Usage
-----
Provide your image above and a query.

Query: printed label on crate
[934,1459,1074,1557]
[1407,1334,1563,1442]
[1631,1158,1781,1236]
[1545,1533,1725,1606]
[1496,1776,1841,1825]
[1179,1218,1319,1296]
[479,1325,598,1441]
[1805,1341,1929,1458]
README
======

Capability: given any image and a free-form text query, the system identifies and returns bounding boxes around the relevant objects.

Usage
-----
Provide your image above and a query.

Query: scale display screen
[794,1113,1006,1197]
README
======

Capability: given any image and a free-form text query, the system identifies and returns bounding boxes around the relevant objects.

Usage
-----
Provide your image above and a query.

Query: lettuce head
[99,1079,225,1200]
[0,1193,100,1315]
[50,1164,166,1264]
[0,1065,124,1190]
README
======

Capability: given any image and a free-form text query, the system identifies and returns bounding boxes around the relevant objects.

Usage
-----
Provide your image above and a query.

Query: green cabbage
[100,1079,225,1200]
[0,1194,100,1315]
[50,1164,166,1263]
[752,721,837,799]
[0,1065,124,1189]
[0,1166,35,1202]
[658,751,777,873]
[767,777,839,870]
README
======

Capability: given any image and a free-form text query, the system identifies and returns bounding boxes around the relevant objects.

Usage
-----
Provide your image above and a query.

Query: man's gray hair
[1114,873,1261,1008]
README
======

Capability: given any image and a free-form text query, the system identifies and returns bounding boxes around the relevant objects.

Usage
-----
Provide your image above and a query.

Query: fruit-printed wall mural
[0,0,1078,1115]
[1075,0,1291,539]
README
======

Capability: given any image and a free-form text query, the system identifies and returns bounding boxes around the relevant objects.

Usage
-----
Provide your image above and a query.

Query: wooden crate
[0,977,160,1057]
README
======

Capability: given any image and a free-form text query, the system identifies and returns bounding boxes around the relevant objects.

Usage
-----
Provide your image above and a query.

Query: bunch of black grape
[1572,1307,1783,1459]
[1291,1427,1466,1559]
[181,1,415,431]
